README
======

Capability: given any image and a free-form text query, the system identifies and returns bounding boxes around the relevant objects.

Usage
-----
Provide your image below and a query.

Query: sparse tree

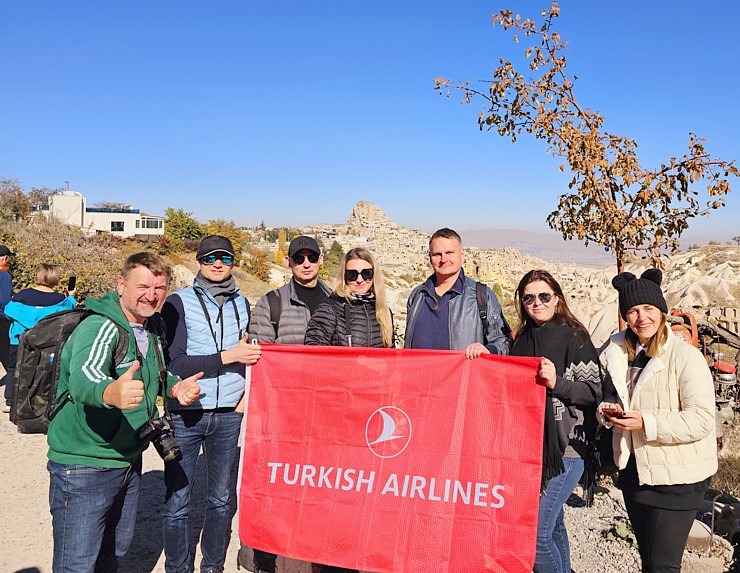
[164,208,205,250]
[243,247,271,282]
[28,186,58,209]
[275,228,288,263]
[204,219,247,260]
[320,240,344,281]
[733,236,740,246]
[0,178,32,221]
[435,2,738,273]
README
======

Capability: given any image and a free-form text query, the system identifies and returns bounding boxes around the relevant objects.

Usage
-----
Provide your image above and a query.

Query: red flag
[239,345,544,573]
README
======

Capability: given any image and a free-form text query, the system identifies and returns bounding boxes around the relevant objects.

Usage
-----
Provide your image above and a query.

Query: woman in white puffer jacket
[598,269,717,573]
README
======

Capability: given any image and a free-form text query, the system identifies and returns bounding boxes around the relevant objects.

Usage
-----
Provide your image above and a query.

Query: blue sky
[2,1,739,242]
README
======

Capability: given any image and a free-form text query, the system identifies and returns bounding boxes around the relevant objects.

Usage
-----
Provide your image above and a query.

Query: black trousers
[0,315,9,370]
[2,345,17,405]
[623,494,697,573]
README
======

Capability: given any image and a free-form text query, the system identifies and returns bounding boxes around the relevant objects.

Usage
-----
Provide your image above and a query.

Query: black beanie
[611,269,668,319]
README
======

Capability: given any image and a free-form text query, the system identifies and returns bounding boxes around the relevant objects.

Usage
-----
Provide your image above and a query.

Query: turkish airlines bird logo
[365,406,412,458]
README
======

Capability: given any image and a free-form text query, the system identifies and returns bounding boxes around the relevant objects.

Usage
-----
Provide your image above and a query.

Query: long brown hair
[514,269,589,338]
[335,247,394,348]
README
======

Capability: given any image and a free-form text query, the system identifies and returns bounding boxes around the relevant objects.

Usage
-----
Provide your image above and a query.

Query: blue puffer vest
[169,283,249,410]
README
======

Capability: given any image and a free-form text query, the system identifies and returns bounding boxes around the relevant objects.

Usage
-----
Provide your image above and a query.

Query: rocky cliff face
[301,201,740,343]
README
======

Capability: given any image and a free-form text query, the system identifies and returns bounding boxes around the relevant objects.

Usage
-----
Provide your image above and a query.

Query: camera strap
[150,331,170,419]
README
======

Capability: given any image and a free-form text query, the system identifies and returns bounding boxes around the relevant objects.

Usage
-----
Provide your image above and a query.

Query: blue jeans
[162,410,243,573]
[534,456,584,573]
[48,458,142,573]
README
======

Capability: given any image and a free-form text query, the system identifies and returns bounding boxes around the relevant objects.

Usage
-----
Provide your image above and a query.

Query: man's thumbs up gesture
[169,372,204,406]
[103,361,144,410]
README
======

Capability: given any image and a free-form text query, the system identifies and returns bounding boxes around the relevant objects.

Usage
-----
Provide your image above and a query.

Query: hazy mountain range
[459,228,615,267]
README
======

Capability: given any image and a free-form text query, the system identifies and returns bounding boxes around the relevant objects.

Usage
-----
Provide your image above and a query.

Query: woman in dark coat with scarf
[305,247,393,350]
[510,270,602,573]
[304,246,393,573]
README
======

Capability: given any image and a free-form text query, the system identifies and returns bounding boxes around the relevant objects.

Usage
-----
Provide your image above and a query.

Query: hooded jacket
[47,292,179,468]
[5,293,76,344]
[600,327,717,485]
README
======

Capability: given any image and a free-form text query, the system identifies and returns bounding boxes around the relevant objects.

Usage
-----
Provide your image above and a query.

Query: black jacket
[304,295,385,348]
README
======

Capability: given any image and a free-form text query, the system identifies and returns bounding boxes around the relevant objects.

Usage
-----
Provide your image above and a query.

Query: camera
[136,416,181,462]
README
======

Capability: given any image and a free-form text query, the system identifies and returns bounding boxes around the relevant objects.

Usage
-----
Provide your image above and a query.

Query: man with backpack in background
[237,234,331,573]
[404,227,510,356]
[0,244,15,413]
[47,252,203,573]
[160,235,261,573]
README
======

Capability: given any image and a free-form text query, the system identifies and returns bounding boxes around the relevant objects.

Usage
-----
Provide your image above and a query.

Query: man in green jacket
[47,252,203,573]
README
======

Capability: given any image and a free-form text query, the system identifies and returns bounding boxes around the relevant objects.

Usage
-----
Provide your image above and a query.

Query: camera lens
[154,432,181,462]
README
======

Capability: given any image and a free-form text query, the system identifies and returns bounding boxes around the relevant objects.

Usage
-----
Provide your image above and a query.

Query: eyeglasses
[522,292,554,306]
[344,268,374,282]
[290,253,320,265]
[200,254,234,265]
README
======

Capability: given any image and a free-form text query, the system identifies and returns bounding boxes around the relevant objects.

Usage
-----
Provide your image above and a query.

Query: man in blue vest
[161,235,262,573]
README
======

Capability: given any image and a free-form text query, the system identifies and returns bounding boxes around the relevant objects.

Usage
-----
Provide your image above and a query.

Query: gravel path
[1,393,736,572]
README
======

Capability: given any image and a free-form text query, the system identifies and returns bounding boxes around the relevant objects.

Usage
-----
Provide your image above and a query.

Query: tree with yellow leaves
[435,2,738,273]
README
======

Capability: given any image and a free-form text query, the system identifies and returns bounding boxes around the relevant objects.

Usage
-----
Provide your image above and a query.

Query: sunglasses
[291,253,320,265]
[344,268,374,282]
[200,254,234,265]
[522,292,554,306]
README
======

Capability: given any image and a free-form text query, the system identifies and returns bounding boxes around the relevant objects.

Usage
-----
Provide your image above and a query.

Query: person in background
[304,246,393,573]
[238,235,331,573]
[0,244,15,412]
[4,264,76,412]
[599,269,717,573]
[161,235,261,573]
[510,270,602,573]
[404,227,509,357]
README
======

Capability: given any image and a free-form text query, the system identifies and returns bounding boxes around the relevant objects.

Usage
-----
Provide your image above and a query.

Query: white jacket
[600,327,717,486]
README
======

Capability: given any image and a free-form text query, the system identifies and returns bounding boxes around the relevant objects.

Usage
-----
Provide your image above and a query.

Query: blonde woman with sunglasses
[510,270,602,573]
[305,247,393,350]
[303,247,393,573]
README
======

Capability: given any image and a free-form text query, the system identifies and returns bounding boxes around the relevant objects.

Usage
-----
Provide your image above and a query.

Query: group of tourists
[0,227,718,573]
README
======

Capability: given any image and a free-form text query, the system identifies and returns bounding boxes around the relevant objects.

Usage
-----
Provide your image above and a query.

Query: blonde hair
[335,247,394,347]
[624,312,668,360]
[36,264,61,289]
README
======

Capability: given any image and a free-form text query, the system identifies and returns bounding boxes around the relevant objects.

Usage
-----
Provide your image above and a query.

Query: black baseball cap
[0,245,16,257]
[288,236,321,257]
[196,235,236,258]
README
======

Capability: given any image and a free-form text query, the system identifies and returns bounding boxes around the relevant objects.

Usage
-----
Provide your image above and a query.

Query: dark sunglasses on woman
[344,268,374,282]
[522,292,553,306]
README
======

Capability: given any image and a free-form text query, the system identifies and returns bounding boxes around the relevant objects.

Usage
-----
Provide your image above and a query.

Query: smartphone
[603,408,625,419]
[67,276,77,291]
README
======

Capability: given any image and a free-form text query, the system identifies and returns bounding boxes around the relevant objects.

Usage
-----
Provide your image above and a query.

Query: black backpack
[10,307,129,434]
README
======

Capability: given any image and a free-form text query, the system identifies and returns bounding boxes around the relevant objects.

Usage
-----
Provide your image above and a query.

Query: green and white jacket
[47,292,180,468]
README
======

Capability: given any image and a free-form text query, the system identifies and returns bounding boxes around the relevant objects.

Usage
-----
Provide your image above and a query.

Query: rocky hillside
[298,201,740,345]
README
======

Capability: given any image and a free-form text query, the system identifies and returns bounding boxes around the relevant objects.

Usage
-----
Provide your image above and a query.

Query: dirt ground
[0,375,314,573]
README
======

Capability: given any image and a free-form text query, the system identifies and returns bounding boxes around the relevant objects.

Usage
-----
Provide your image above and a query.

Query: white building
[39,190,165,240]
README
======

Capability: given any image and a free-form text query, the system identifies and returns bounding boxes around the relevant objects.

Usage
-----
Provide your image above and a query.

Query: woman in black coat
[509,270,602,573]
[304,246,393,573]
[305,247,393,349]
